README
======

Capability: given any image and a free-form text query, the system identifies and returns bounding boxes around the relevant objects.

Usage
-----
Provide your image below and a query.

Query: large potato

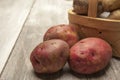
[102,0,120,11]
[69,37,112,74]
[43,24,79,47]
[30,39,69,74]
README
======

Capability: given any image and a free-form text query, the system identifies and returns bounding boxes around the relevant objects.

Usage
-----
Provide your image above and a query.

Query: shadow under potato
[70,63,111,79]
[32,63,111,80]
[113,56,120,60]
[34,69,64,80]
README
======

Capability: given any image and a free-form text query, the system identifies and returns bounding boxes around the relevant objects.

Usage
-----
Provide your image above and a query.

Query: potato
[30,39,69,74]
[43,24,79,47]
[73,0,103,15]
[69,37,112,74]
[73,0,88,15]
[107,9,120,20]
[102,0,120,11]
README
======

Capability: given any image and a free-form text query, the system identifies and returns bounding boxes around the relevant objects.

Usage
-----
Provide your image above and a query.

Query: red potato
[43,24,79,47]
[30,39,69,74]
[69,37,112,74]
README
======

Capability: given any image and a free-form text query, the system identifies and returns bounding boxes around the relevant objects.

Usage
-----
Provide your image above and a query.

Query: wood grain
[88,0,98,17]
[1,0,120,80]
[0,0,73,80]
[68,10,120,31]
[0,0,35,74]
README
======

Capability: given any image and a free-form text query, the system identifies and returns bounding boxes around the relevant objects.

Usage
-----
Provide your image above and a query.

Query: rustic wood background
[0,0,34,73]
[0,0,120,80]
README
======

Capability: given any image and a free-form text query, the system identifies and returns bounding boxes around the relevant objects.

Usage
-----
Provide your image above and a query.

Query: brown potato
[108,9,120,20]
[102,0,120,11]
[73,0,103,15]
[73,0,88,14]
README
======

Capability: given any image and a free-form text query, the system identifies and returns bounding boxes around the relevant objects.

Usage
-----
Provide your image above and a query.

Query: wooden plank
[1,0,120,80]
[0,0,35,74]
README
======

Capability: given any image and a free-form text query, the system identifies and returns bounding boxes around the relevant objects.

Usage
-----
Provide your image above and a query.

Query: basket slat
[88,0,98,17]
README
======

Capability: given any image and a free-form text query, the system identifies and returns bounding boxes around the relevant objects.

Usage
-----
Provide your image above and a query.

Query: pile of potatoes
[30,24,112,74]
[73,0,120,20]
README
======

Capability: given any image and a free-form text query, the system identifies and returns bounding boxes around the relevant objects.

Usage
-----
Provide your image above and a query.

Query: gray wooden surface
[0,0,35,73]
[1,0,120,80]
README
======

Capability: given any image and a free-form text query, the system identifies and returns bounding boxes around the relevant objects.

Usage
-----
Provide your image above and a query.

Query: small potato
[30,39,69,74]
[102,0,120,11]
[43,24,79,47]
[73,0,103,15]
[69,37,112,74]
[108,9,120,20]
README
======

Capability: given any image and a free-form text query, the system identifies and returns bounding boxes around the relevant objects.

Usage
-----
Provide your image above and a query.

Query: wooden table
[0,0,120,80]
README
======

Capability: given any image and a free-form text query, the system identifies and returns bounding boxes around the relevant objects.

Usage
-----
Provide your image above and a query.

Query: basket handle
[88,0,98,17]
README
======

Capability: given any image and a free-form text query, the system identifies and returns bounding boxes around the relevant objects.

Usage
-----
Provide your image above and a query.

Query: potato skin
[43,24,79,47]
[73,0,103,15]
[30,39,69,74]
[108,9,120,20]
[73,0,88,15]
[102,0,120,11]
[69,37,112,74]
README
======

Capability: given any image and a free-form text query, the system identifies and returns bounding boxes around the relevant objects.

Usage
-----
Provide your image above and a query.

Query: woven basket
[68,0,120,57]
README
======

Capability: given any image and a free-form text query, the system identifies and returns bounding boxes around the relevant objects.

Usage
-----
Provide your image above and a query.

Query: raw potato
[69,37,112,74]
[108,9,120,20]
[30,39,69,74]
[102,0,120,11]
[73,0,103,15]
[44,24,79,47]
[73,0,88,14]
